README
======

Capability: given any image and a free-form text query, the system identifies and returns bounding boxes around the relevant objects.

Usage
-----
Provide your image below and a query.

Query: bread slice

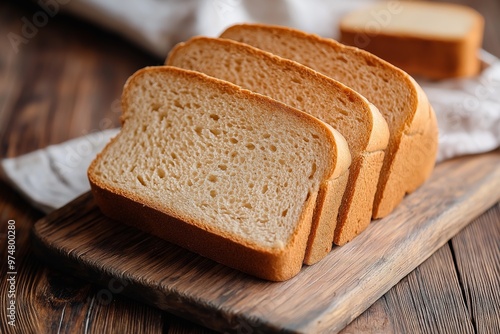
[166,37,388,259]
[339,1,484,79]
[221,24,438,231]
[88,66,351,281]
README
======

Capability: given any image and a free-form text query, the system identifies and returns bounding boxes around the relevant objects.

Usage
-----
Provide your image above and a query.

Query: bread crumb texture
[90,67,335,249]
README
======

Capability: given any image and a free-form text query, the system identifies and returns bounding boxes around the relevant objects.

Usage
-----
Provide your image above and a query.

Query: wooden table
[1,0,499,333]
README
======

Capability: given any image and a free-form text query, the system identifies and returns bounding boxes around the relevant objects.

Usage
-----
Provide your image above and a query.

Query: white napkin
[421,51,500,162]
[61,0,375,58]
[3,0,499,212]
[1,129,119,212]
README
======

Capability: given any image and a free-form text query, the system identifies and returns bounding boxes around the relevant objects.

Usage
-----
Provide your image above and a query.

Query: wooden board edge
[308,158,500,333]
[30,202,292,334]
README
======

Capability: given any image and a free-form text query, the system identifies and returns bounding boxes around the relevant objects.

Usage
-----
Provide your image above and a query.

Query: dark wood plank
[0,180,104,334]
[383,245,473,333]
[84,294,166,334]
[451,203,500,333]
[340,203,500,334]
[0,180,172,334]
[338,295,396,334]
[31,151,500,334]
[0,181,46,333]
[341,244,476,334]
[167,316,217,334]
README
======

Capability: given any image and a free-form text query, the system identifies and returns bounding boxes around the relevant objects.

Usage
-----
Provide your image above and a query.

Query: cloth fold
[3,0,499,212]
[1,129,119,212]
[422,51,500,162]
[61,0,374,58]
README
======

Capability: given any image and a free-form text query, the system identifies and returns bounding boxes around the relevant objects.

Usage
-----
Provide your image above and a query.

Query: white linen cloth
[2,0,499,212]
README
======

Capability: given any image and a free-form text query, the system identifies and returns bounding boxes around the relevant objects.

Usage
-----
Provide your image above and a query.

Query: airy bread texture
[88,66,351,281]
[166,37,388,261]
[221,24,438,237]
[339,1,484,79]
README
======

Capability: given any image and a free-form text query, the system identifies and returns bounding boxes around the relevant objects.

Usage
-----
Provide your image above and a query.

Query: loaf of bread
[166,37,389,263]
[88,66,351,281]
[339,1,484,79]
[221,24,438,240]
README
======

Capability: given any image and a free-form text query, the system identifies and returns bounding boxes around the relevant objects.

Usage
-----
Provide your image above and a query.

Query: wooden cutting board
[32,151,500,334]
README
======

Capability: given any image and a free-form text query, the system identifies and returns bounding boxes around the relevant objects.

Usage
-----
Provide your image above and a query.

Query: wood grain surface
[31,151,500,334]
[1,0,500,333]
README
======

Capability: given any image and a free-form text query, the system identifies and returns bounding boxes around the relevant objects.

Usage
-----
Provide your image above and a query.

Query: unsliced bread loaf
[88,66,351,281]
[221,24,438,237]
[166,37,389,261]
[339,1,484,79]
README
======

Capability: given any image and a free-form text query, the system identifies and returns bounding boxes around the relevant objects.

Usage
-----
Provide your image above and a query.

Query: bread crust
[88,178,317,281]
[306,168,349,263]
[372,79,438,217]
[221,23,438,226]
[339,3,484,79]
[304,125,351,263]
[88,66,347,280]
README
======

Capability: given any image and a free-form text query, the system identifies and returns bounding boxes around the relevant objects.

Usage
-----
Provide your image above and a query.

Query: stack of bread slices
[88,24,438,281]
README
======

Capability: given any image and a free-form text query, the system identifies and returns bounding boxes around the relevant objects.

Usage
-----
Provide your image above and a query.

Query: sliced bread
[88,66,351,281]
[339,1,484,79]
[166,37,388,259]
[221,24,438,231]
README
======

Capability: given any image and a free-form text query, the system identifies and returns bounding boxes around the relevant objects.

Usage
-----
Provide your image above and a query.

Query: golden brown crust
[304,125,351,264]
[305,168,349,264]
[89,66,347,280]
[372,82,438,218]
[340,26,484,79]
[88,179,318,281]
[335,150,385,245]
